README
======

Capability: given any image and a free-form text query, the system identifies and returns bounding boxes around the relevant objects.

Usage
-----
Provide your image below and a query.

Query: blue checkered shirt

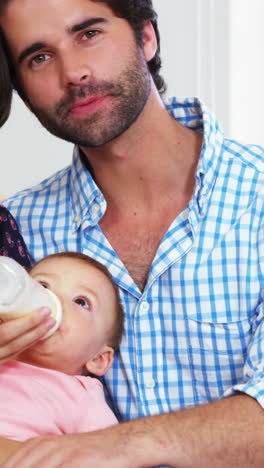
[4,97,264,421]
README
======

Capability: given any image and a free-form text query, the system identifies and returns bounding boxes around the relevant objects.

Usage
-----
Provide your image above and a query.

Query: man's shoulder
[3,164,72,210]
[222,136,264,175]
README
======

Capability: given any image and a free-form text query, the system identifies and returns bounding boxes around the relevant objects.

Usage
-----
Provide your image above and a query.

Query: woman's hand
[0,307,56,363]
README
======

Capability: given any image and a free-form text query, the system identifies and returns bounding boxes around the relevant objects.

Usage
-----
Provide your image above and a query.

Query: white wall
[229,0,264,145]
[1,97,73,197]
[156,0,230,130]
[1,1,263,198]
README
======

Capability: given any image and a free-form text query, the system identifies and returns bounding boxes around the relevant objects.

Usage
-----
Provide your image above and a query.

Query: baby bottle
[0,257,62,339]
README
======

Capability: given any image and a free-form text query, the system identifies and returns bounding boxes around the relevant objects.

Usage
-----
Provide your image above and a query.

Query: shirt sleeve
[224,219,264,408]
[224,301,264,407]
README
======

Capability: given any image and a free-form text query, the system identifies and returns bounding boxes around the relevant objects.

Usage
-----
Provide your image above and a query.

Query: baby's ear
[85,345,114,376]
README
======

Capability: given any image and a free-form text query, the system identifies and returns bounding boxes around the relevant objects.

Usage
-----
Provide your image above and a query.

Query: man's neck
[80,89,202,216]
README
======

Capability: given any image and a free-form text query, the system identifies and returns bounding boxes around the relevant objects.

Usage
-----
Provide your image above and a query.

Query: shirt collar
[70,97,224,231]
[166,96,225,220]
[70,146,106,232]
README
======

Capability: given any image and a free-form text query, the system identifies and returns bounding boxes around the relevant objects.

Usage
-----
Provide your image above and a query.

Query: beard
[27,45,152,148]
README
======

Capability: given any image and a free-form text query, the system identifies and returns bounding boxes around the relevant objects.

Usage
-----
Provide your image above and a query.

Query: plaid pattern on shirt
[4,97,264,421]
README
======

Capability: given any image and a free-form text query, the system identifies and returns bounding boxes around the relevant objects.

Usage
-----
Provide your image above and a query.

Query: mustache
[55,79,123,118]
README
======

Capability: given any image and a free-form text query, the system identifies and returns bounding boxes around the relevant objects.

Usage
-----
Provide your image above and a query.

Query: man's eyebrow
[17,18,108,64]
[70,17,108,33]
[18,42,47,64]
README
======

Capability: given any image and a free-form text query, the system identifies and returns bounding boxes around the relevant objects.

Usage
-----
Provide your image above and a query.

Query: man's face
[0,0,152,147]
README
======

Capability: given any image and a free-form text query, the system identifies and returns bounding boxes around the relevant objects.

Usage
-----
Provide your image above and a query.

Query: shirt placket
[133,217,195,416]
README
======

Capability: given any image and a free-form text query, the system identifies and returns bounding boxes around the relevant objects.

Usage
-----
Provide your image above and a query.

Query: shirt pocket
[186,316,252,404]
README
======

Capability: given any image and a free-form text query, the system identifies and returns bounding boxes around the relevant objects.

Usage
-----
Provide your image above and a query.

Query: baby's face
[19,256,116,375]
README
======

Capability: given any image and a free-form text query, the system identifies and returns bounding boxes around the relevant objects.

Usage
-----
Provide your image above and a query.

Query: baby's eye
[74,297,90,309]
[38,281,49,289]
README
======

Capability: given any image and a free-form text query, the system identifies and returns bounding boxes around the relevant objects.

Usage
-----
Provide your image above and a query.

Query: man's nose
[60,52,92,87]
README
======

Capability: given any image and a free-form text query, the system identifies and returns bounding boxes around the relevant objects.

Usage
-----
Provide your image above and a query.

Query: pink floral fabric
[0,206,31,268]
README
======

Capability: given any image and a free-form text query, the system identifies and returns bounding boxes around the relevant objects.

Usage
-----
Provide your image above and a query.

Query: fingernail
[39,307,51,318]
[45,318,56,329]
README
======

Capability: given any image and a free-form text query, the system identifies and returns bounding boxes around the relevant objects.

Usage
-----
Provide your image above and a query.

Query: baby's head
[18,252,124,376]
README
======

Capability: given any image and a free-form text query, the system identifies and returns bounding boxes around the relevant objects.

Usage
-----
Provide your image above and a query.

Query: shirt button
[75,215,81,225]
[91,204,100,217]
[145,378,155,389]
[140,302,149,312]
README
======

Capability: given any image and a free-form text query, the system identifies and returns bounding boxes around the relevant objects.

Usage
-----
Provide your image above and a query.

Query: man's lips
[70,95,107,116]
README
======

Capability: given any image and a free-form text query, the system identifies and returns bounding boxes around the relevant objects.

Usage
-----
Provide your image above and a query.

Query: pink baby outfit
[0,361,118,441]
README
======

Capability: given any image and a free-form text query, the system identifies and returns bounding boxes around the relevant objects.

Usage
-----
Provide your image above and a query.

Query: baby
[0,251,124,441]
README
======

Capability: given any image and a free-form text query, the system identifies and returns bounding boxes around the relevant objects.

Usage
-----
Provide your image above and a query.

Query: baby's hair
[30,251,124,350]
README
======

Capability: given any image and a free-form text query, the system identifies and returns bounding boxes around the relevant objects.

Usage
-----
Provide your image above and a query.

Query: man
[0,0,264,466]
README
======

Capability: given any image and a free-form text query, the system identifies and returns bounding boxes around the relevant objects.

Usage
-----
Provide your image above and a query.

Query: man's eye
[74,297,90,309]
[82,30,99,40]
[31,53,50,65]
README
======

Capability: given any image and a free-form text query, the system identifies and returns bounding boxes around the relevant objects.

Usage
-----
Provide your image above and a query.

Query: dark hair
[92,0,166,94]
[0,27,12,127]
[0,0,165,126]
[30,251,124,351]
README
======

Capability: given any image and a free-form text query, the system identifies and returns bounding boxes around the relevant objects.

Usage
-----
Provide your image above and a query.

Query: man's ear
[142,20,157,62]
[85,345,114,376]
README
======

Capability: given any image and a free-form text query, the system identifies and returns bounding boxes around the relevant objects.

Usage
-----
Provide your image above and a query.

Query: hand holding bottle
[0,257,62,363]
